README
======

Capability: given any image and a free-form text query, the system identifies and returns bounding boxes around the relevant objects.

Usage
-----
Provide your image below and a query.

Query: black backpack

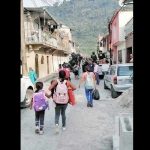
[91,54,97,61]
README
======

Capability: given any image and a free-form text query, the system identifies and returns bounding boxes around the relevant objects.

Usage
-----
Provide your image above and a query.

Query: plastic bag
[93,89,100,100]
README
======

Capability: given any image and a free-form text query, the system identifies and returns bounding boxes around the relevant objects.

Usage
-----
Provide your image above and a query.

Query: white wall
[119,11,133,42]
[26,50,35,72]
[117,42,126,63]
[49,38,58,47]
[38,54,47,78]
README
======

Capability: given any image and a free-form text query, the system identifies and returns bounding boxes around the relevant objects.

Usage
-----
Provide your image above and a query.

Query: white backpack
[85,72,94,89]
[53,79,69,104]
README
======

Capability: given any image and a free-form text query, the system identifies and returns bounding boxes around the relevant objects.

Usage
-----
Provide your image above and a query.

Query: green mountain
[47,0,119,54]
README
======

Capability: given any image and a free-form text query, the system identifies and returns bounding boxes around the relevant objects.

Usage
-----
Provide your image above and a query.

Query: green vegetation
[47,0,119,54]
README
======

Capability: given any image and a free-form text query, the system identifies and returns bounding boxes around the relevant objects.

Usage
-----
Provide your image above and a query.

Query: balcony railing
[25,30,71,53]
[25,30,59,48]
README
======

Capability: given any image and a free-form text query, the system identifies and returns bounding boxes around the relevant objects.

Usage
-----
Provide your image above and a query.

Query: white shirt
[94,64,99,73]
[102,64,110,72]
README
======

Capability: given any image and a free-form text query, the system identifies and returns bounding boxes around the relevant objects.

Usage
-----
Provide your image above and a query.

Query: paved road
[21,73,126,150]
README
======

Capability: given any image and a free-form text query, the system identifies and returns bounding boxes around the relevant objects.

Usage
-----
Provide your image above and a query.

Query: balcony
[25,30,59,49]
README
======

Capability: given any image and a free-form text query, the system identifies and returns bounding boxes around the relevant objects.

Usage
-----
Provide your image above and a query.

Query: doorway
[47,56,49,74]
[35,54,39,77]
[126,47,132,63]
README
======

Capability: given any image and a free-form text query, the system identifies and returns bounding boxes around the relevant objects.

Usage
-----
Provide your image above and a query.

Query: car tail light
[113,76,117,84]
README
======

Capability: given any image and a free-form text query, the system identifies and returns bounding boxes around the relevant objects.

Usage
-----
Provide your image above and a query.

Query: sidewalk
[37,73,58,82]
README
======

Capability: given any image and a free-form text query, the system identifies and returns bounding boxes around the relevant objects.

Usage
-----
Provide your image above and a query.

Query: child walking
[30,82,50,135]
[48,70,76,133]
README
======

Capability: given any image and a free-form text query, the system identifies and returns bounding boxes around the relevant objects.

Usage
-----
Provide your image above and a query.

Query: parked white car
[21,75,34,108]
[104,63,133,98]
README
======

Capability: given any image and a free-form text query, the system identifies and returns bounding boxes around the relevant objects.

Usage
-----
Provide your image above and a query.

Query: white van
[20,61,34,108]
[21,75,34,108]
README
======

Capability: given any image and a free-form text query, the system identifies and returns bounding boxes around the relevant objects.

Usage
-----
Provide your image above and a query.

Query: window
[100,41,103,47]
[117,66,133,76]
[41,56,44,64]
[118,50,122,63]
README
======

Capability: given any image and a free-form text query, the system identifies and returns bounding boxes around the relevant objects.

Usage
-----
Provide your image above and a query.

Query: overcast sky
[23,0,70,7]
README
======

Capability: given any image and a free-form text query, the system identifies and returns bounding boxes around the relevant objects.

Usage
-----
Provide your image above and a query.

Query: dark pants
[95,72,100,85]
[35,110,45,130]
[55,104,68,127]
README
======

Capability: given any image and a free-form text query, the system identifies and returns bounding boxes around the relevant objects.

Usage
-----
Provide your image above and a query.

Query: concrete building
[108,1,133,64]
[125,17,133,63]
[97,34,110,59]
[24,7,75,78]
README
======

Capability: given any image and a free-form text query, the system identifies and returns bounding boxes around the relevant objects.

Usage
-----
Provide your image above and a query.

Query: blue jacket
[28,70,37,84]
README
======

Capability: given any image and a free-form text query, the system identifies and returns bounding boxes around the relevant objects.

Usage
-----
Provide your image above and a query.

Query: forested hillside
[47,0,119,54]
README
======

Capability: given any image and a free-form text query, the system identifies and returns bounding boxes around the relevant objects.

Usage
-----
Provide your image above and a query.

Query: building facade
[125,17,133,63]
[108,5,133,64]
[97,34,110,59]
[24,7,75,78]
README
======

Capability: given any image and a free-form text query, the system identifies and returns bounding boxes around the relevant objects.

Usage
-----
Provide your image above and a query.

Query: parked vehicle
[104,63,133,98]
[21,75,34,108]
[130,73,133,84]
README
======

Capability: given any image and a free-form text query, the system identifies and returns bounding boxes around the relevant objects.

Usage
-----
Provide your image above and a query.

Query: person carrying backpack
[78,66,96,107]
[48,70,76,133]
[73,63,79,80]
[63,65,71,81]
[30,82,50,135]
[91,52,97,63]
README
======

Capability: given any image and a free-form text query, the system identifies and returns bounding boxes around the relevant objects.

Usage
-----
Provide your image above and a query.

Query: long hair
[35,82,43,93]
[85,66,90,72]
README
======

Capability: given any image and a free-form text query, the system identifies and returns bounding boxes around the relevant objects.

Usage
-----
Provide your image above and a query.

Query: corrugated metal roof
[24,7,58,25]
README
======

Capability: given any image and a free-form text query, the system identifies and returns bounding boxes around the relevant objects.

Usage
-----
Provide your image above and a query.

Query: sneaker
[39,130,44,135]
[55,124,59,134]
[87,103,90,107]
[35,126,39,133]
[90,104,93,107]
[62,127,66,131]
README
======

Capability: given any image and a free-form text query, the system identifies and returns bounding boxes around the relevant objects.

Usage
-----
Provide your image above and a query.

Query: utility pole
[21,0,28,75]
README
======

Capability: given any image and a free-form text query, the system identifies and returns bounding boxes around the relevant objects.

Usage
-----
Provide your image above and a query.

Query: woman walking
[78,66,96,107]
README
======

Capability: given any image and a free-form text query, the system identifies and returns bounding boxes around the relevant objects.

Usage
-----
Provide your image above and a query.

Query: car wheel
[21,87,33,108]
[104,81,108,89]
[111,85,118,98]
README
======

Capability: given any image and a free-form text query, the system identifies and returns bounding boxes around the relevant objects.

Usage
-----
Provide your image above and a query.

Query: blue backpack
[33,90,49,111]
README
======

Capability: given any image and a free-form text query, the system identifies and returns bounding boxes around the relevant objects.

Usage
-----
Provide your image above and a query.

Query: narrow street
[21,73,131,150]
